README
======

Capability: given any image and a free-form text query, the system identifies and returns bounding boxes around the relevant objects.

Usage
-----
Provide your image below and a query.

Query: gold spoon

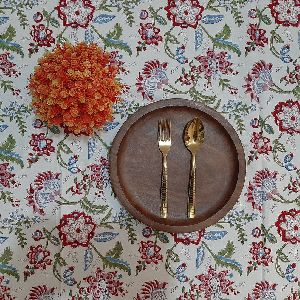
[184,117,205,218]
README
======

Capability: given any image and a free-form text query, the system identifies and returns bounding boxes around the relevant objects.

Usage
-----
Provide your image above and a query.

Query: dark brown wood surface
[109,98,246,233]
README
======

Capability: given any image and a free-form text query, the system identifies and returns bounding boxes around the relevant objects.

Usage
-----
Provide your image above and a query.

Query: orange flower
[28,43,122,135]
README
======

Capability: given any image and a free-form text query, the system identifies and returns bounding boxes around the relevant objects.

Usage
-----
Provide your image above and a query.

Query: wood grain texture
[109,98,246,233]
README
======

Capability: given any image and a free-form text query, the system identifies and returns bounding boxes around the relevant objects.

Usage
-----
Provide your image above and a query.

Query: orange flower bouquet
[28,43,122,135]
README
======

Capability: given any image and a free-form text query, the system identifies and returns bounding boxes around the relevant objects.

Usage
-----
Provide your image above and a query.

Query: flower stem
[269,25,281,58]
[91,24,105,42]
[270,83,293,94]
[90,243,104,259]
[94,131,110,150]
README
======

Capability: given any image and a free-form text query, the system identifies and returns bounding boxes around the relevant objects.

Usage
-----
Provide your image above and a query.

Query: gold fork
[158,119,171,218]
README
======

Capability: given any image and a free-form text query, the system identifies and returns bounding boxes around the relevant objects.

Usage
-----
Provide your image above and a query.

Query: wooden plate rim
[109,98,246,233]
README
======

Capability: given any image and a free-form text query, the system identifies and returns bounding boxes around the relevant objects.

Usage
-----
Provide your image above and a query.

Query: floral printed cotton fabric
[0,0,300,299]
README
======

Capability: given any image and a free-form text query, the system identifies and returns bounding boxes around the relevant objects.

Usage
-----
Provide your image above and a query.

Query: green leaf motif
[106,241,123,258]
[231,2,243,26]
[165,31,179,44]
[277,250,290,263]
[103,242,131,274]
[80,197,109,215]
[189,87,217,106]
[215,24,231,40]
[234,114,245,134]
[103,37,132,55]
[261,15,272,25]
[43,228,60,246]
[264,124,275,134]
[126,222,137,244]
[43,9,60,28]
[217,241,235,258]
[122,4,135,26]
[103,24,132,55]
[167,249,180,262]
[273,140,286,153]
[0,135,24,168]
[107,23,122,40]
[0,25,16,41]
[266,233,277,244]
[0,25,24,57]
[158,232,170,243]
[0,191,14,205]
[0,247,13,264]
[49,125,61,134]
[149,6,167,25]
[214,38,241,57]
[17,9,28,29]
[206,0,220,12]
[0,263,20,281]
[102,256,131,275]
[15,227,27,248]
[0,248,19,281]
[214,255,243,275]
[218,78,231,91]
[0,134,15,152]
[293,85,300,100]
[271,31,284,43]
[0,80,13,93]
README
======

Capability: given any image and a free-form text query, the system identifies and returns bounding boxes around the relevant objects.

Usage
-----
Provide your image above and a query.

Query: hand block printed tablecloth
[0,0,300,299]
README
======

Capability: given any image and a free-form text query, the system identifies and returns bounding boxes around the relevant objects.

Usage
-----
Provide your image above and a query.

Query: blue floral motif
[202,15,224,24]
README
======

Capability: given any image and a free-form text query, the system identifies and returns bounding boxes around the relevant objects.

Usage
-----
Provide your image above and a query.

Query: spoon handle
[188,154,196,218]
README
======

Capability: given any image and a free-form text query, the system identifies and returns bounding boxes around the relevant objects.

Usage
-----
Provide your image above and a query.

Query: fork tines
[158,119,171,142]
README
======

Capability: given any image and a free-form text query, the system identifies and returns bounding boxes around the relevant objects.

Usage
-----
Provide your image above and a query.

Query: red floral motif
[33,12,43,23]
[275,209,300,244]
[56,0,95,28]
[27,245,52,269]
[195,49,237,84]
[89,157,110,193]
[165,0,204,29]
[0,276,15,300]
[27,285,55,300]
[69,174,89,195]
[288,178,300,193]
[138,241,163,264]
[0,163,17,188]
[272,100,300,134]
[244,60,273,102]
[173,230,205,245]
[250,132,272,154]
[30,24,55,47]
[269,0,300,27]
[134,280,168,300]
[57,211,96,248]
[195,266,239,299]
[80,268,127,298]
[246,24,268,51]
[249,241,272,266]
[29,133,55,156]
[138,23,163,45]
[249,281,277,299]
[0,52,19,77]
[178,291,197,300]
[247,169,278,211]
[281,63,300,85]
[27,171,61,215]
[286,291,300,300]
[136,60,168,101]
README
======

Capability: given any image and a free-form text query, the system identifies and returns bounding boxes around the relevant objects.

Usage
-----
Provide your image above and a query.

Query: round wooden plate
[110,98,246,233]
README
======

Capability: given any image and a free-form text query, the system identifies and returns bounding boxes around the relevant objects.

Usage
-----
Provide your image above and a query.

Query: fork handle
[160,154,168,218]
[188,154,196,218]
